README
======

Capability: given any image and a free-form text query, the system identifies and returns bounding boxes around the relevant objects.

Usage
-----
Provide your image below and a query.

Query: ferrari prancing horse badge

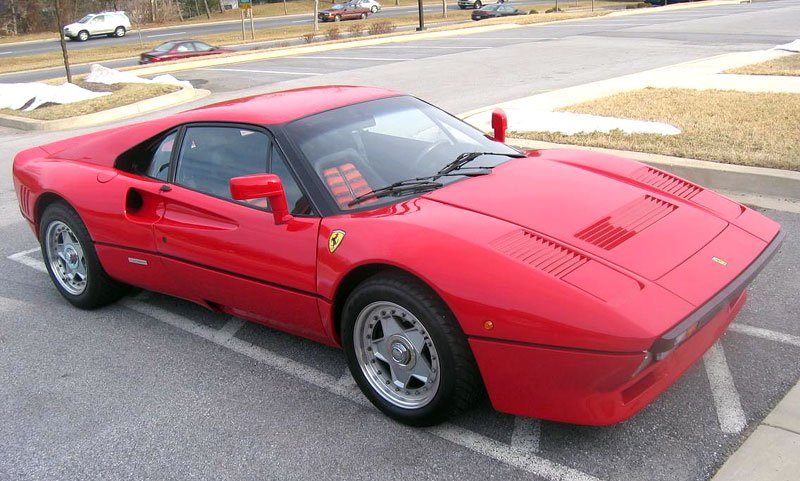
[329,230,346,253]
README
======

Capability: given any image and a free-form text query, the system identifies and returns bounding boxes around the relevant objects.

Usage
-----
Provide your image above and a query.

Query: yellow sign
[329,230,346,253]
[239,0,252,9]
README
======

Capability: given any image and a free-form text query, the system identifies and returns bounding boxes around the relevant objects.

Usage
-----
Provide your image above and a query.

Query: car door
[92,15,109,34]
[153,123,327,342]
[174,41,197,60]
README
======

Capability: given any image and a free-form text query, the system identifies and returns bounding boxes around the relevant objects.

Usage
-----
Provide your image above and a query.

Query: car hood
[64,22,81,30]
[422,154,728,281]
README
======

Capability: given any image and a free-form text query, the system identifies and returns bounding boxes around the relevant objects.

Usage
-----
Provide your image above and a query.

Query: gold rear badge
[329,230,346,254]
[712,256,728,266]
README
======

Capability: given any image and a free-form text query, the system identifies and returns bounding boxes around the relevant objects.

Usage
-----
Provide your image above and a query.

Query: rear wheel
[114,26,126,37]
[77,30,89,41]
[40,202,128,309]
[475,1,482,8]
[334,14,341,22]
[360,12,367,19]
[371,5,378,13]
[342,272,482,426]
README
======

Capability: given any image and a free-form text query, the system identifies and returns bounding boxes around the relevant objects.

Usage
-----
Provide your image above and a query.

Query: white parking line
[0,51,13,55]
[119,298,596,481]
[729,323,800,348]
[7,247,46,273]
[511,417,541,453]
[199,67,323,76]
[147,31,187,38]
[292,55,414,61]
[703,341,747,434]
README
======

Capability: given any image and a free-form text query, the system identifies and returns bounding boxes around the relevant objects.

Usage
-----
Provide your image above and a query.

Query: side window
[193,42,214,52]
[175,126,268,199]
[270,146,311,215]
[146,132,177,181]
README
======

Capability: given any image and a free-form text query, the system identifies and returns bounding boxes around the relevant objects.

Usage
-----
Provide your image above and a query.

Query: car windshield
[77,15,93,23]
[285,95,521,211]
[154,42,177,52]
[331,3,347,8]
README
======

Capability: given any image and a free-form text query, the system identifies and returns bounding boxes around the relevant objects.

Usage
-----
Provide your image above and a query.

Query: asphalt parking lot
[1,204,798,480]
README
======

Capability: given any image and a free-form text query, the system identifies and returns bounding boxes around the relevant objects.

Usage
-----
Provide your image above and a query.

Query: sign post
[239,0,253,39]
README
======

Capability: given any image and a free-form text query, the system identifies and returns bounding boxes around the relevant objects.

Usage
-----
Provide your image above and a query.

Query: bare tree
[203,0,211,19]
[54,0,72,83]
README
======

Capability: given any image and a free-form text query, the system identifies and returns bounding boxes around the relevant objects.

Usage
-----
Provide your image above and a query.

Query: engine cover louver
[491,230,588,278]
[634,167,702,200]
[576,195,677,250]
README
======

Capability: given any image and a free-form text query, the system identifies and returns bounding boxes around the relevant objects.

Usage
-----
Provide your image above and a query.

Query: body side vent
[576,195,677,250]
[17,184,32,219]
[492,230,588,278]
[634,167,702,200]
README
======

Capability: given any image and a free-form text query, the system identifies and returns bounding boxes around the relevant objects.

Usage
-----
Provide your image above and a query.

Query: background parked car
[319,3,371,22]
[352,0,381,13]
[139,40,234,64]
[458,0,485,9]
[471,4,527,20]
[63,11,131,41]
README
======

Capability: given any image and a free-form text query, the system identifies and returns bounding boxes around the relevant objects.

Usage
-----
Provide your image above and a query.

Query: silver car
[63,11,131,41]
[351,0,381,13]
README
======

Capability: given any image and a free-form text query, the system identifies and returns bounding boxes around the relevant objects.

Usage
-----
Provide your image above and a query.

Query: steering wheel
[413,140,452,171]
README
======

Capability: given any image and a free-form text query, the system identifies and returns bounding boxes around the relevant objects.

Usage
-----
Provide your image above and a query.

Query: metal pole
[54,0,72,83]
[416,0,425,31]
[314,0,319,32]
[249,9,255,39]
[241,8,245,40]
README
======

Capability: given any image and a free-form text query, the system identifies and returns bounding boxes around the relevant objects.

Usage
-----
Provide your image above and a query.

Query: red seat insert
[323,163,376,209]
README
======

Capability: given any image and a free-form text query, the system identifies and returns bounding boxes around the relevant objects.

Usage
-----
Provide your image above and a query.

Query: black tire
[360,12,367,20]
[114,26,126,37]
[371,5,378,13]
[334,14,342,22]
[342,271,482,426]
[475,0,482,8]
[39,202,128,309]
[77,30,89,41]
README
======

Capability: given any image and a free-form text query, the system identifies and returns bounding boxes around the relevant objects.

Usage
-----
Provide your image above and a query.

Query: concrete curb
[0,85,209,132]
[506,138,800,202]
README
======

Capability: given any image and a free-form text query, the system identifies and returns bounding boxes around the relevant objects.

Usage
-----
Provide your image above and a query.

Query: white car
[63,11,131,41]
[351,0,381,13]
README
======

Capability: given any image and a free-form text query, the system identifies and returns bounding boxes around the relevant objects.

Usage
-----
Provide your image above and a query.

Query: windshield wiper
[348,172,490,207]
[436,151,526,177]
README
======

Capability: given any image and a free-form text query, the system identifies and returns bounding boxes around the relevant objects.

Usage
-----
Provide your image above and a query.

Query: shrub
[326,27,341,40]
[348,24,364,38]
[368,21,396,36]
[545,7,563,13]
[302,32,316,43]
[528,9,538,14]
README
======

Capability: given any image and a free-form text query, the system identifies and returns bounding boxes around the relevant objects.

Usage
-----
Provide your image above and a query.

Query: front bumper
[471,230,783,425]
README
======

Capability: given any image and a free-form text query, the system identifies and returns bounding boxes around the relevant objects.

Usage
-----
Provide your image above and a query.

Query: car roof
[180,85,402,125]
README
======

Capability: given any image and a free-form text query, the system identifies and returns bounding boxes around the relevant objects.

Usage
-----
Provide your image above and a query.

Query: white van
[63,12,132,41]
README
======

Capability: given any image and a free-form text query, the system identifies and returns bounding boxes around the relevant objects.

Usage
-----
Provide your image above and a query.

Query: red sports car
[12,86,782,427]
[139,39,233,64]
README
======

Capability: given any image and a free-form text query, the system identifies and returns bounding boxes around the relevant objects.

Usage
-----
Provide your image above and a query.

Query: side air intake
[633,167,702,200]
[491,230,588,279]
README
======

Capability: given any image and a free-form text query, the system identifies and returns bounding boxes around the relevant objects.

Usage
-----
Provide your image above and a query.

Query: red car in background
[12,86,782,427]
[139,40,233,64]
[318,3,370,22]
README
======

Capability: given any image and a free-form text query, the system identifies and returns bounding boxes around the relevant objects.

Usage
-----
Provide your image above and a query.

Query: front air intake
[576,195,677,250]
[491,230,588,278]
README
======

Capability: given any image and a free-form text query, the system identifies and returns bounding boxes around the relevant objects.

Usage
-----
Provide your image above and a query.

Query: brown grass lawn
[726,53,800,77]
[0,82,180,121]
[512,88,800,171]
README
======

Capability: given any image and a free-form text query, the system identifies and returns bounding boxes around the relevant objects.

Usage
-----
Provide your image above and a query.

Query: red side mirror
[491,108,507,143]
[230,173,294,225]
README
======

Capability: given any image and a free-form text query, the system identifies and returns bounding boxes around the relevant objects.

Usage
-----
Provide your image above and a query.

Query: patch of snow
[85,64,192,88]
[0,82,110,111]
[773,39,800,52]
[505,110,681,136]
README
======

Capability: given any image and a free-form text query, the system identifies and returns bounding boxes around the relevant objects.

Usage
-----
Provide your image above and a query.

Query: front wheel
[114,26,126,37]
[342,272,482,426]
[77,30,89,41]
[334,14,341,22]
[371,5,378,13]
[40,202,128,309]
[360,13,367,19]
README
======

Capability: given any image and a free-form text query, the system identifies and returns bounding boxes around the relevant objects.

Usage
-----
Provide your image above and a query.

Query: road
[0,3,474,59]
[1,1,799,480]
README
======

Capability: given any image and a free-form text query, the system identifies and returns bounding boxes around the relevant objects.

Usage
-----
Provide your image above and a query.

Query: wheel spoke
[409,356,433,384]
[404,328,427,354]
[379,315,404,338]
[390,363,412,389]
[371,336,390,363]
